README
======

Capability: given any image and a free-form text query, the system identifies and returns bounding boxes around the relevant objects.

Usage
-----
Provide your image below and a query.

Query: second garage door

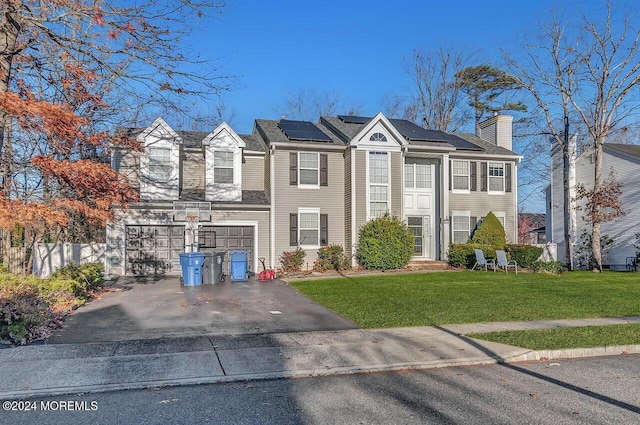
[199,226,254,273]
[126,225,184,275]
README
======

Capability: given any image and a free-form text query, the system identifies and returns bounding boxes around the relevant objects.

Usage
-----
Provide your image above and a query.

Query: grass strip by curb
[469,323,640,350]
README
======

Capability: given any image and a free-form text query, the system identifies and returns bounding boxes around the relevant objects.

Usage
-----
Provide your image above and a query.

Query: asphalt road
[3,355,639,424]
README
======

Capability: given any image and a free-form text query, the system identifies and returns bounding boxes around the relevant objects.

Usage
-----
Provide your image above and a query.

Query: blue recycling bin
[230,250,248,282]
[179,252,205,286]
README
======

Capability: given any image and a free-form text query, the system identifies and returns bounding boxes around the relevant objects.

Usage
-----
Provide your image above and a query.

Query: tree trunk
[0,6,20,200]
[562,141,574,271]
[591,140,604,272]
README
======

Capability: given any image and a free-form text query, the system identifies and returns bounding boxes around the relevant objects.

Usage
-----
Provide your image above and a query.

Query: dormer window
[213,151,234,184]
[149,147,172,182]
[370,132,387,142]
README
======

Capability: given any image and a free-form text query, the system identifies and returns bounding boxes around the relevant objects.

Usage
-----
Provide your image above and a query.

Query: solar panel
[390,119,445,142]
[446,136,484,151]
[277,120,333,142]
[337,115,371,124]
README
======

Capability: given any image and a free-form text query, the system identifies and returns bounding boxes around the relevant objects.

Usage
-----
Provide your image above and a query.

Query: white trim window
[213,151,234,184]
[149,147,172,182]
[299,209,320,248]
[369,151,389,218]
[405,159,431,189]
[452,212,471,244]
[451,160,469,191]
[299,152,319,186]
[488,162,505,193]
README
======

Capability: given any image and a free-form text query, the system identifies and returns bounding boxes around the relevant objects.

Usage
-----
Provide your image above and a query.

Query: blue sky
[183,0,618,212]
[199,0,567,134]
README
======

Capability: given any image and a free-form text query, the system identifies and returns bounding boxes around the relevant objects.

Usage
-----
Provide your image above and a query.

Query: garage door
[126,226,184,275]
[199,226,254,273]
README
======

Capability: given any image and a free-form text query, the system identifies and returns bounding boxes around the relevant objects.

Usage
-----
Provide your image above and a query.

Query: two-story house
[546,142,640,269]
[106,113,521,276]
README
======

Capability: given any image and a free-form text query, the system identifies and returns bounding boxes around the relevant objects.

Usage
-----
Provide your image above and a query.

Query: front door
[407,216,431,259]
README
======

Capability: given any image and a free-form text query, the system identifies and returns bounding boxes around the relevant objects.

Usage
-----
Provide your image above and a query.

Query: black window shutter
[289,153,297,185]
[320,214,328,246]
[470,162,477,191]
[505,163,512,192]
[289,213,298,246]
[481,162,487,192]
[320,154,328,186]
[470,216,477,233]
[448,161,452,190]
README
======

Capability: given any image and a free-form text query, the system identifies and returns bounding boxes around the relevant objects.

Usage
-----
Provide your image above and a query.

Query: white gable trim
[351,112,406,151]
[203,122,247,149]
[137,117,182,145]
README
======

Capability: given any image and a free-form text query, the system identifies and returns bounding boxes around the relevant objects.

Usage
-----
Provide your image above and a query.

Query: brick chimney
[479,114,513,151]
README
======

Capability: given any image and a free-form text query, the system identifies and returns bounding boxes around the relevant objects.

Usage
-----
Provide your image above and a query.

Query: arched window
[369,132,387,142]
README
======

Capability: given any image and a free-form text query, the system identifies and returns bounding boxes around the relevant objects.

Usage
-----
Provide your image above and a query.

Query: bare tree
[506,3,640,272]
[274,89,361,121]
[401,47,475,131]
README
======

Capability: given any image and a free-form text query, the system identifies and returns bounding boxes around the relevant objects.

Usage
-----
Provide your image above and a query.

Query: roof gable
[203,122,246,149]
[137,117,183,145]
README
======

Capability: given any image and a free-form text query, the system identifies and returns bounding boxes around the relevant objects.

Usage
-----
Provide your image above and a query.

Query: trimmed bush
[314,244,351,271]
[357,214,414,270]
[279,248,306,273]
[447,243,494,268]
[471,212,506,249]
[506,244,544,269]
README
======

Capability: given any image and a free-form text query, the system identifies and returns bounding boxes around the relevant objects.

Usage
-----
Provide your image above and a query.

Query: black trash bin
[203,252,225,284]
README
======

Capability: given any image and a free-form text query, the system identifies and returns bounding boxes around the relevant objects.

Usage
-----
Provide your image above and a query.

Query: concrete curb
[2,345,637,401]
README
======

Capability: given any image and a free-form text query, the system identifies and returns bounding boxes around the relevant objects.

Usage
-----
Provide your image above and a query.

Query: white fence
[33,243,106,278]
[532,243,558,262]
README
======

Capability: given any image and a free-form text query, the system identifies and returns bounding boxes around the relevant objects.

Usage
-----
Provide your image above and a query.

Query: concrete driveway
[48,276,359,344]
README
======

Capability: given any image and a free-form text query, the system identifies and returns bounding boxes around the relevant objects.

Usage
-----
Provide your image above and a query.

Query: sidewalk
[1,316,639,400]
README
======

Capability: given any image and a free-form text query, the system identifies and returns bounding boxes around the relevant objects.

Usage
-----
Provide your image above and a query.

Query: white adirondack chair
[496,250,518,274]
[472,249,495,271]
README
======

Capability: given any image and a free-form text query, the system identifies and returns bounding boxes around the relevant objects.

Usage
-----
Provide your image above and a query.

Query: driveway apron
[48,276,359,344]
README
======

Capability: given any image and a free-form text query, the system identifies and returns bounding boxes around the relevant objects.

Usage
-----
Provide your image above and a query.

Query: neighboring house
[547,142,640,270]
[518,212,546,244]
[106,113,521,276]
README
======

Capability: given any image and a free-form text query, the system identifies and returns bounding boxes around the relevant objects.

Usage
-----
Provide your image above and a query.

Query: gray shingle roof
[255,119,345,146]
[117,127,266,152]
[320,116,368,141]
[179,189,270,205]
[454,133,519,156]
[606,143,640,158]
[239,134,266,152]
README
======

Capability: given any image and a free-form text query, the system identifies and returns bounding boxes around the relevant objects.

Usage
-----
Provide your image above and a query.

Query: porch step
[406,260,450,271]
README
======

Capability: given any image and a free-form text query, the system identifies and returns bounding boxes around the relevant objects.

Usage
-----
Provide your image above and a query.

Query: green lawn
[291,271,640,328]
[471,324,640,350]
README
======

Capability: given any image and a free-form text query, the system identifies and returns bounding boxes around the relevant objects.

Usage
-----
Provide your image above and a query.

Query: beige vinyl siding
[344,147,352,258]
[264,149,271,199]
[116,150,141,192]
[182,150,204,190]
[273,149,345,267]
[243,155,265,191]
[449,192,515,243]
[390,152,402,216]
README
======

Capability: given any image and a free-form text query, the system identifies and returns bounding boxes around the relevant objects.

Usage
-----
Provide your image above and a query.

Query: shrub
[506,244,544,269]
[471,212,506,249]
[357,214,414,270]
[279,248,306,273]
[0,284,60,346]
[314,244,351,271]
[574,229,614,269]
[447,243,494,268]
[531,261,567,275]
[51,262,104,298]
